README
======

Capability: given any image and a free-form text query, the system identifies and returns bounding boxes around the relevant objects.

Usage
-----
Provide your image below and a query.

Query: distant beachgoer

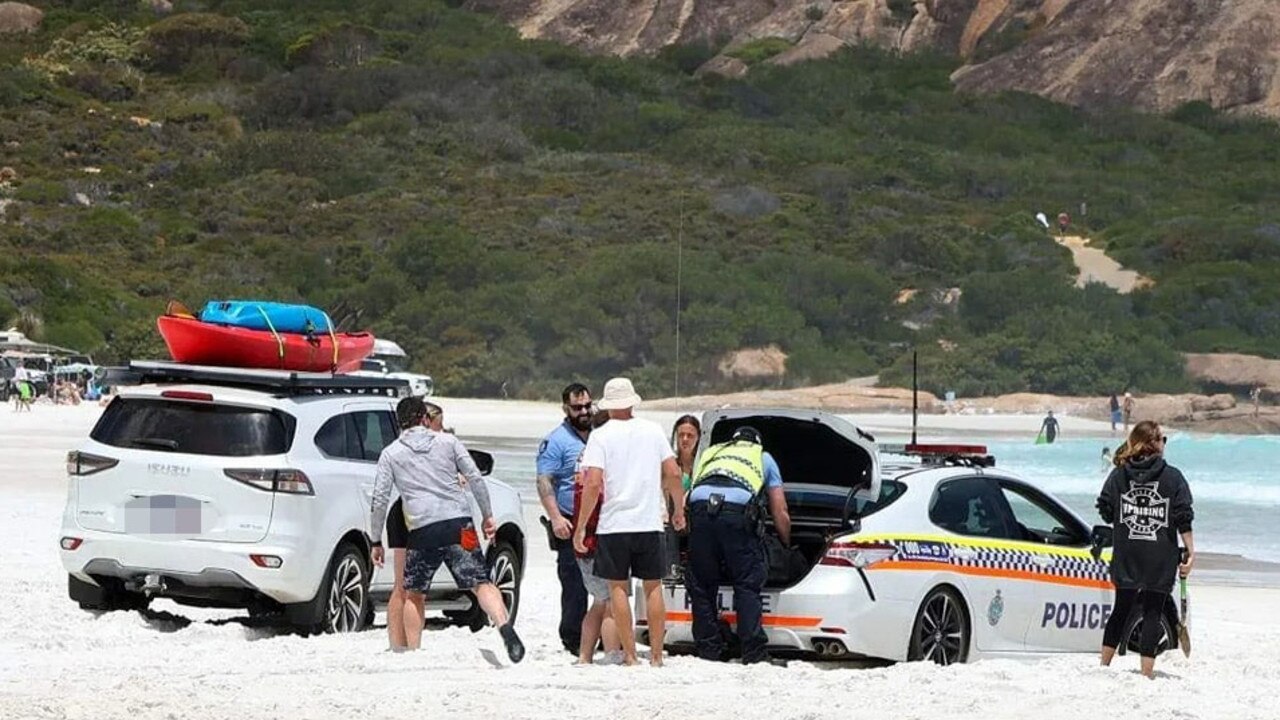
[12,376,34,412]
[56,379,82,405]
[1096,421,1194,679]
[672,414,702,495]
[1038,410,1060,444]
[1057,211,1070,236]
[1109,394,1122,433]
[11,364,33,412]
[1251,385,1262,418]
[1100,446,1112,473]
[1122,392,1135,433]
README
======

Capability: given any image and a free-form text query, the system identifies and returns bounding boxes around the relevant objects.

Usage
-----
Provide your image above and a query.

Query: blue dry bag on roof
[198,300,332,335]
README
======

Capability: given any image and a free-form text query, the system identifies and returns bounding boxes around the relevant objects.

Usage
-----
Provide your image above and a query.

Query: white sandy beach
[434,397,1115,441]
[1,401,1276,720]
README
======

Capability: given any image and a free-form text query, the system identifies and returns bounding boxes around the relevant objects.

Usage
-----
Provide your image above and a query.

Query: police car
[640,409,1159,665]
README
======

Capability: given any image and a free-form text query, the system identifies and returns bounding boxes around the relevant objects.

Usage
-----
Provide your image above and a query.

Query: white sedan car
[642,409,1167,664]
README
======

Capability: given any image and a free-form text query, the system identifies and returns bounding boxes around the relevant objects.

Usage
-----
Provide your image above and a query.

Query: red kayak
[157,314,375,373]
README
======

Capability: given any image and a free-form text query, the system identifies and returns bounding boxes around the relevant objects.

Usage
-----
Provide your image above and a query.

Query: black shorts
[403,517,490,593]
[594,532,664,581]
[386,498,408,550]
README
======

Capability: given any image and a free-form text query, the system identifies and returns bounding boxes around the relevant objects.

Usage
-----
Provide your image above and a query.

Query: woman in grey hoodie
[1096,420,1194,678]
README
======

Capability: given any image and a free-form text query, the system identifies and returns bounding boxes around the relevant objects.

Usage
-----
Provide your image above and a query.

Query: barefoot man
[574,377,685,666]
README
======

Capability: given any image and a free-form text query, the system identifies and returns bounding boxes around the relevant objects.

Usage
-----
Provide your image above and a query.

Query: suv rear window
[91,398,295,456]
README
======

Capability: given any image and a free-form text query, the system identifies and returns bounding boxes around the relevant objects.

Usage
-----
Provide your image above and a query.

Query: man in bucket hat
[574,377,685,666]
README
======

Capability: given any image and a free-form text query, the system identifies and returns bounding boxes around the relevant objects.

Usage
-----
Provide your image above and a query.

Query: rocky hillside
[471,0,1280,117]
[466,0,1068,59]
[5,0,1280,399]
[954,0,1280,117]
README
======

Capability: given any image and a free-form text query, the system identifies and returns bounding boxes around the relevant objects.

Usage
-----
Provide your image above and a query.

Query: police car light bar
[905,443,988,455]
[881,443,996,467]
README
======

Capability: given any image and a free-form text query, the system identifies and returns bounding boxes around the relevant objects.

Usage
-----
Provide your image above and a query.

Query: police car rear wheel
[909,586,970,665]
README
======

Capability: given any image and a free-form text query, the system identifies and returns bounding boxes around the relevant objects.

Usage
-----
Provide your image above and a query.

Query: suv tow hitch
[127,573,167,596]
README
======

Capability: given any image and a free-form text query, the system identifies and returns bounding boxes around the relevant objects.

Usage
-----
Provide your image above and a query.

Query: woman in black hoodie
[1096,420,1195,678]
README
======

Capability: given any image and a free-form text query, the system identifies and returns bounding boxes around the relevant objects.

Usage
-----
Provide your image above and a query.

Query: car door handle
[1032,556,1055,568]
[952,547,978,560]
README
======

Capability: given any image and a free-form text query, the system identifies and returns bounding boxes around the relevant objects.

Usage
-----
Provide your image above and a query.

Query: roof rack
[98,361,411,398]
[880,443,996,469]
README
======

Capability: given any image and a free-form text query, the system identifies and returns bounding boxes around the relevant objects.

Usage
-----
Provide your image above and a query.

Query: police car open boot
[500,622,525,664]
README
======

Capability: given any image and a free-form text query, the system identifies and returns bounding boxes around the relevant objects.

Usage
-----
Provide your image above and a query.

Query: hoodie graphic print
[1096,455,1193,592]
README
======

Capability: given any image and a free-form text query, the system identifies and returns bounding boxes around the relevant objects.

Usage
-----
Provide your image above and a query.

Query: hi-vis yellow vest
[691,441,765,495]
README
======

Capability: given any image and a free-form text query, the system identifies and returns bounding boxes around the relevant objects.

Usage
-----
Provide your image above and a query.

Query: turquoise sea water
[986,434,1280,563]
[475,432,1280,564]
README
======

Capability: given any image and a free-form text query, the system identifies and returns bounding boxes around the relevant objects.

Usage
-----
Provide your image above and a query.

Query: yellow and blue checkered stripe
[857,534,1113,590]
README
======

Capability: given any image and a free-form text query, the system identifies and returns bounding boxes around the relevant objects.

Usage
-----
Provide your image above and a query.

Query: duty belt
[689,500,750,514]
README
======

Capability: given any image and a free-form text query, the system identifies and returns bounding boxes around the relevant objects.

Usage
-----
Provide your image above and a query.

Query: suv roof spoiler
[98,361,411,398]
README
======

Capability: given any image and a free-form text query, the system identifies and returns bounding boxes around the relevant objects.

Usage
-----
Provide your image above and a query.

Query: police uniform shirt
[537,419,587,515]
[688,451,783,506]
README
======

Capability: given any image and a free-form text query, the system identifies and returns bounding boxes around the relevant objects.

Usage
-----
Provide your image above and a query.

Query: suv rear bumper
[61,528,319,605]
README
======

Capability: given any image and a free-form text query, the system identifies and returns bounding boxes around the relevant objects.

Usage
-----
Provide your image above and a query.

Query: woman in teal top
[671,415,702,493]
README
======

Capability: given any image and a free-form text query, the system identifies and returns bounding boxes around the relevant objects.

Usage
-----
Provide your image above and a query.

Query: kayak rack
[98,360,411,398]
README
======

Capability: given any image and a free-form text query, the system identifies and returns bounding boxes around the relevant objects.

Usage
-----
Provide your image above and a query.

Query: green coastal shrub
[143,13,251,73]
[727,38,793,65]
[14,180,67,205]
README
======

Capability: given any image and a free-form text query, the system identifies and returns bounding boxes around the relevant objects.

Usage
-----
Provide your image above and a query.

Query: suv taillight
[66,451,119,476]
[224,469,314,495]
[820,541,896,568]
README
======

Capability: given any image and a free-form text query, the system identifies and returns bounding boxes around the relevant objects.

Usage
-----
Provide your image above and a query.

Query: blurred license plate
[124,495,204,535]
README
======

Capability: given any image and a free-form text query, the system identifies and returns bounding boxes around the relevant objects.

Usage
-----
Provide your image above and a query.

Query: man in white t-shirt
[573,377,685,667]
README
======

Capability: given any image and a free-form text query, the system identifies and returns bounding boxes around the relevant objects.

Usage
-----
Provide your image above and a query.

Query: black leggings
[1102,588,1166,657]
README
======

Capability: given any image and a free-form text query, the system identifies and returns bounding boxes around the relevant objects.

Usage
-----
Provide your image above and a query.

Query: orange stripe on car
[664,611,822,627]
[869,560,1113,590]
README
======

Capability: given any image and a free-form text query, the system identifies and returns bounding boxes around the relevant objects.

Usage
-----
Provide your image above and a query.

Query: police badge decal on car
[988,589,1004,627]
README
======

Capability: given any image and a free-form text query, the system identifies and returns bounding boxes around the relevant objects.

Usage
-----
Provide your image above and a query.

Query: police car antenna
[911,348,919,446]
[674,192,684,398]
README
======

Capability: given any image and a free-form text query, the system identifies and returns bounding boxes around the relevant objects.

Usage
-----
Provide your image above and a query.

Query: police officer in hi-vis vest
[686,426,790,664]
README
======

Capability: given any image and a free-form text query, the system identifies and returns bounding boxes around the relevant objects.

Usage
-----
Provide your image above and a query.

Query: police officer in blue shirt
[537,382,594,654]
[686,426,790,665]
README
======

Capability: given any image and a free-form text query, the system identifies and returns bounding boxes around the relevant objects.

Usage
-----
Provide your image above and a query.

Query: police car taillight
[821,541,896,569]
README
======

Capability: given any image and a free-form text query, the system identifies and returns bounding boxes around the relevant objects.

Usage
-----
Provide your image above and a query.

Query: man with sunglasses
[537,382,595,654]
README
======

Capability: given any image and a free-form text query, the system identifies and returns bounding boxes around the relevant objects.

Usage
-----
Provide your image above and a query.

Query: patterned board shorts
[403,518,491,593]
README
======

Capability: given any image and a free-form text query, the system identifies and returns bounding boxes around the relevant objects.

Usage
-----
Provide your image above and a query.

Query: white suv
[58,361,525,634]
[353,358,434,397]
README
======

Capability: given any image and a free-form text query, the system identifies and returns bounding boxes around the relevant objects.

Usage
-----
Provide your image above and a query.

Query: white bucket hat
[597,377,642,410]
